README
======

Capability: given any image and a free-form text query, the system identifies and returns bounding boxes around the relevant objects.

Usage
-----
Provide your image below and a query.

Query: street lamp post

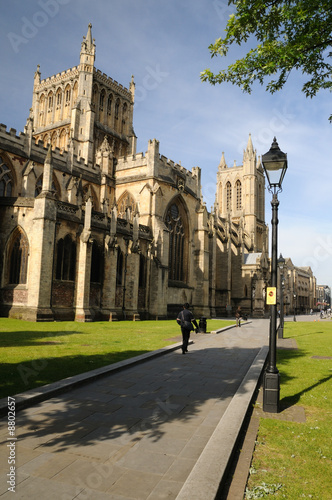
[278,254,285,339]
[293,293,297,322]
[261,137,288,413]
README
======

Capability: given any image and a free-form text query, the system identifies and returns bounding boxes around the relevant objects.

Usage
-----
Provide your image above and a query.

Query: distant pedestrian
[176,303,198,354]
[235,306,242,327]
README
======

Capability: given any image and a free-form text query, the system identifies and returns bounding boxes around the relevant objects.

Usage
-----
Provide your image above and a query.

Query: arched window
[56,235,76,281]
[117,192,136,221]
[115,98,120,120]
[65,87,71,102]
[39,94,46,127]
[48,92,53,109]
[107,94,113,115]
[236,180,242,210]
[8,228,29,284]
[165,201,188,282]
[218,182,222,212]
[82,184,98,210]
[121,102,127,133]
[258,184,263,220]
[35,175,58,198]
[116,248,123,286]
[226,182,232,211]
[90,241,102,283]
[0,158,13,197]
[99,90,105,109]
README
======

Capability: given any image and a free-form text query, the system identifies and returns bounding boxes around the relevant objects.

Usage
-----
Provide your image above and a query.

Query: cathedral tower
[30,24,135,167]
[215,134,266,252]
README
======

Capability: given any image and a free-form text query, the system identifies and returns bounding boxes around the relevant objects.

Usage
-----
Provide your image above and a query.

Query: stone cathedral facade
[0,25,271,322]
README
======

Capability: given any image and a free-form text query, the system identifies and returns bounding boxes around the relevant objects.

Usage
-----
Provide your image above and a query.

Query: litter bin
[199,317,207,333]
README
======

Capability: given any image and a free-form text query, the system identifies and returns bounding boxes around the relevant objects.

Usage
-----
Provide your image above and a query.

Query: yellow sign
[266,287,277,305]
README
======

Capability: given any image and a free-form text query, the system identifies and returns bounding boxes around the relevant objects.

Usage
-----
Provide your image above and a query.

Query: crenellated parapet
[0,123,95,177]
[93,69,132,100]
[116,138,201,199]
[36,67,80,90]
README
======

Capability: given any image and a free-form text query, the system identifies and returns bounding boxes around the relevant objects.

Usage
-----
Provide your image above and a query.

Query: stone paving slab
[0,319,269,499]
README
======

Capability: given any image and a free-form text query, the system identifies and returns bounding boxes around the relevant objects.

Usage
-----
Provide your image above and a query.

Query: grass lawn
[0,318,232,399]
[245,321,332,499]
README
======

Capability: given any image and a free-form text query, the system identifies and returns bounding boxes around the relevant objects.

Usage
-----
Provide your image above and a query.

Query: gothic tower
[30,24,136,168]
[215,134,266,252]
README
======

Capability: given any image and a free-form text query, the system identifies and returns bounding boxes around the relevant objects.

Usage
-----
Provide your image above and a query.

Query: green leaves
[202,0,332,120]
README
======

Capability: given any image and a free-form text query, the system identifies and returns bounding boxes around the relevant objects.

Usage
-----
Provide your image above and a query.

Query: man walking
[177,303,198,354]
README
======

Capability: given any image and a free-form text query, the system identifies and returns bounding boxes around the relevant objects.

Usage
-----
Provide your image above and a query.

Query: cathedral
[0,24,276,322]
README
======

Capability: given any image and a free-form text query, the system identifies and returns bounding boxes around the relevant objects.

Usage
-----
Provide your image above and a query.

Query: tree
[201,0,332,120]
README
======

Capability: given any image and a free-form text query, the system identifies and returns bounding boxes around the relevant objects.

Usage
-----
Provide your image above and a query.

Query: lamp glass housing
[262,137,287,190]
[278,254,286,270]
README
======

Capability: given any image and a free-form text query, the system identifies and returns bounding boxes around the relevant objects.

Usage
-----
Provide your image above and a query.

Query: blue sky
[0,0,331,288]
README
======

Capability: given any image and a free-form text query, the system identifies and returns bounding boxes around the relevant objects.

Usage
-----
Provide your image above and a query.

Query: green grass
[0,318,232,398]
[246,321,332,499]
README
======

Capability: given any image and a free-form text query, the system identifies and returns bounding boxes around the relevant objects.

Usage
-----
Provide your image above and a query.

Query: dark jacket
[177,309,198,331]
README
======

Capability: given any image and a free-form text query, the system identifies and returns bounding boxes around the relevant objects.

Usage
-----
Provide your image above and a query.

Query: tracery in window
[56,235,76,281]
[8,228,29,285]
[107,94,113,114]
[115,98,120,119]
[117,192,136,221]
[218,182,222,212]
[99,90,105,109]
[236,180,242,210]
[82,184,98,210]
[0,158,13,197]
[226,181,232,211]
[121,102,127,133]
[35,175,58,198]
[165,200,188,282]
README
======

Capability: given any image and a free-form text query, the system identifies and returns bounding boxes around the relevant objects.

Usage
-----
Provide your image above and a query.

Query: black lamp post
[278,254,285,339]
[293,293,297,322]
[261,137,288,413]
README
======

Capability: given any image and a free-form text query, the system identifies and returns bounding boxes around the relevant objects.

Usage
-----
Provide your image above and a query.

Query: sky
[0,0,331,288]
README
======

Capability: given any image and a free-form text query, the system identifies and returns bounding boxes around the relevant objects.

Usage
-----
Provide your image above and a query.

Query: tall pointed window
[236,180,242,210]
[218,182,222,213]
[117,192,136,221]
[115,98,120,120]
[56,235,76,281]
[116,247,123,286]
[226,182,232,211]
[0,158,13,197]
[90,241,102,283]
[35,175,58,198]
[8,228,29,284]
[165,200,188,282]
[107,94,112,115]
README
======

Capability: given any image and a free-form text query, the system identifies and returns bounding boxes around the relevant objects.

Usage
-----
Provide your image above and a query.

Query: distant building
[0,25,316,321]
[316,285,331,310]
[277,259,317,315]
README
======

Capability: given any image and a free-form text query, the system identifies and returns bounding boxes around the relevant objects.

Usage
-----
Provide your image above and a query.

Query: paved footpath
[0,319,269,500]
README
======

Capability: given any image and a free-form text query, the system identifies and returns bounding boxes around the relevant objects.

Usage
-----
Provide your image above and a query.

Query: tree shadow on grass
[0,330,81,347]
[280,374,332,411]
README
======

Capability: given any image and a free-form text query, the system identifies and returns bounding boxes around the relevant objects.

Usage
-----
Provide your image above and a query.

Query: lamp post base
[263,371,280,413]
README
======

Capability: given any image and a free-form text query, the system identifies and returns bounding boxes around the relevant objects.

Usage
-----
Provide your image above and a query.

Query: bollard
[199,317,207,333]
